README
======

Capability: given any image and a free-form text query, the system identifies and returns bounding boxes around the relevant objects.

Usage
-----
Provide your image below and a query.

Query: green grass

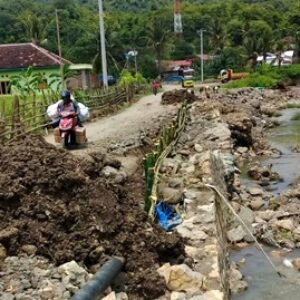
[291,112,300,120]
[225,64,300,89]
[280,102,300,109]
[0,95,14,115]
[273,111,282,117]
[226,74,279,89]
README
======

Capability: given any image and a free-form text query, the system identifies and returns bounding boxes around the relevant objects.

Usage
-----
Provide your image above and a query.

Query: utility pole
[134,48,137,74]
[197,29,206,83]
[98,0,108,90]
[55,9,64,89]
[174,0,183,36]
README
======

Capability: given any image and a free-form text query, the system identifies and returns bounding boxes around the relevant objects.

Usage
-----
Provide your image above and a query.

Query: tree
[18,11,50,45]
[209,18,227,53]
[172,39,195,60]
[145,12,173,72]
[227,19,245,47]
[244,20,273,67]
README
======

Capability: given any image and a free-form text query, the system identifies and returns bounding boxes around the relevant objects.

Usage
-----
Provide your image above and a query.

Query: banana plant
[9,67,40,97]
[48,64,76,92]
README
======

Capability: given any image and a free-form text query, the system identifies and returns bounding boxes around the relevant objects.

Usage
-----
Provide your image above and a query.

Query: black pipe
[71,256,125,300]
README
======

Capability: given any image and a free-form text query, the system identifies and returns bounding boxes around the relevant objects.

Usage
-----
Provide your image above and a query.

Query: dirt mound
[0,136,185,299]
[162,89,197,105]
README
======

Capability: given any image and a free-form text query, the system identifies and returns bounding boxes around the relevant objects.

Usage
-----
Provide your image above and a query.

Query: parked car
[164,75,183,82]
[99,75,117,86]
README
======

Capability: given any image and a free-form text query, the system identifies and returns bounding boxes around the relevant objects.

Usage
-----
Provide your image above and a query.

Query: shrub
[119,70,147,87]
[226,74,278,89]
[291,112,300,120]
[225,63,300,89]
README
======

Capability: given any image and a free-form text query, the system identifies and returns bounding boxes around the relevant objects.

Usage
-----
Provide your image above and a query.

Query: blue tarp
[155,201,182,231]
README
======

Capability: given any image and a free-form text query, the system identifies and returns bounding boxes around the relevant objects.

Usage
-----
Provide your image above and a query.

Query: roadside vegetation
[226,64,300,89]
[1,0,300,80]
[291,112,300,120]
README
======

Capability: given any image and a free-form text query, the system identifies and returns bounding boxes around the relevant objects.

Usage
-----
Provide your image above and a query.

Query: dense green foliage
[226,64,300,88]
[1,0,300,79]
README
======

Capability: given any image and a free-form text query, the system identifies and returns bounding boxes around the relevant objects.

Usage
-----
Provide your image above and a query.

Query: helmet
[61,90,71,101]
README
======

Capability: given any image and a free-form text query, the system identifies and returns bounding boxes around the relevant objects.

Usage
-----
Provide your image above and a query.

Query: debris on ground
[161,89,198,105]
[0,135,185,299]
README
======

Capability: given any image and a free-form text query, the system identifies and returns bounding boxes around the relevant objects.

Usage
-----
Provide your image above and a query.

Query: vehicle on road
[181,68,194,88]
[99,75,117,86]
[54,111,87,149]
[219,69,249,83]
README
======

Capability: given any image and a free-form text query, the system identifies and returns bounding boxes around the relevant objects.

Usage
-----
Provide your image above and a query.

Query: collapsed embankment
[0,136,185,299]
[2,86,300,300]
[155,86,300,299]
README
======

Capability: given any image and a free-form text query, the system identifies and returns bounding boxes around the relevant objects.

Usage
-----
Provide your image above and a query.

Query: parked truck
[219,69,249,83]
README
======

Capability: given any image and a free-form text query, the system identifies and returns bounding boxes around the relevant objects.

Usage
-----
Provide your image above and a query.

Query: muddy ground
[0,136,185,299]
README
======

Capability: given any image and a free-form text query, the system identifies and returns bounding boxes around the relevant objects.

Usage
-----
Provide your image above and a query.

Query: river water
[232,108,300,300]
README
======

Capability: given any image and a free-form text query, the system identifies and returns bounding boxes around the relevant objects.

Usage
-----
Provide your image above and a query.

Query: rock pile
[0,255,91,300]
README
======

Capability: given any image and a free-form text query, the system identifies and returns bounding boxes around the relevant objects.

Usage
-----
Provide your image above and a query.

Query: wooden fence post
[11,95,22,138]
[0,117,5,143]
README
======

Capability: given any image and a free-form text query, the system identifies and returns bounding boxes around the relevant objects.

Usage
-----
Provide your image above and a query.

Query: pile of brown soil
[0,136,185,299]
[161,89,198,105]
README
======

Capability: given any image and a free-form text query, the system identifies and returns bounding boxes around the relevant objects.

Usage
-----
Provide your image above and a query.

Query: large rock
[169,178,184,189]
[201,290,223,300]
[58,260,89,288]
[257,210,275,221]
[248,187,263,196]
[1,294,14,300]
[102,292,117,300]
[292,258,300,271]
[162,187,183,204]
[177,225,207,241]
[194,144,204,153]
[21,244,38,256]
[230,267,248,294]
[249,198,264,211]
[0,227,18,242]
[227,226,246,243]
[293,226,300,242]
[102,166,127,184]
[238,206,255,225]
[170,292,186,300]
[0,243,7,261]
[39,286,55,299]
[236,147,248,154]
[275,219,295,231]
[157,263,204,292]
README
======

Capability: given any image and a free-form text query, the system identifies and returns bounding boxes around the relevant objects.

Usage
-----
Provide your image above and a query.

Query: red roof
[173,60,193,67]
[160,60,193,72]
[0,43,72,70]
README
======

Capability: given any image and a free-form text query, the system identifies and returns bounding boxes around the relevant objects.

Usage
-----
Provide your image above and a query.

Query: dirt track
[45,88,177,153]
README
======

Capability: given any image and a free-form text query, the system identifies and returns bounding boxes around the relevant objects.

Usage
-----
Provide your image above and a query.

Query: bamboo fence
[0,85,140,143]
[144,101,188,216]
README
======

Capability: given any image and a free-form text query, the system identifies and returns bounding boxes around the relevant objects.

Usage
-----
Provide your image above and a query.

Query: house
[0,43,97,95]
[160,59,193,81]
[257,50,295,66]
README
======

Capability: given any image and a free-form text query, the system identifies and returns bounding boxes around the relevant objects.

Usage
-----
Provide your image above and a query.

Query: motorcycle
[58,111,78,149]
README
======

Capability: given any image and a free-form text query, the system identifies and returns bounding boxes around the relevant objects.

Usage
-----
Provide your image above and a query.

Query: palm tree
[145,15,172,72]
[209,18,227,53]
[244,20,273,68]
[18,11,51,45]
[274,39,288,68]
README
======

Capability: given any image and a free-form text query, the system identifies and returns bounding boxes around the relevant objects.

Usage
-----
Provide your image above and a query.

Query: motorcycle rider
[54,90,82,127]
